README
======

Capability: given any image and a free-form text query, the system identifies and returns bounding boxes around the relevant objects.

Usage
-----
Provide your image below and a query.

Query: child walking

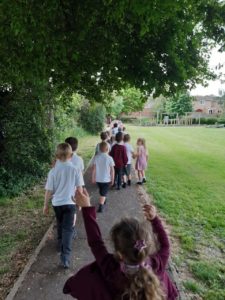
[43,143,84,269]
[95,132,111,155]
[63,193,178,300]
[122,133,134,188]
[110,132,128,190]
[135,138,148,185]
[65,137,84,174]
[92,142,115,213]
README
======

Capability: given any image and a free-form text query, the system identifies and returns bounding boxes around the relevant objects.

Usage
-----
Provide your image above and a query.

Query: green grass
[127,125,225,298]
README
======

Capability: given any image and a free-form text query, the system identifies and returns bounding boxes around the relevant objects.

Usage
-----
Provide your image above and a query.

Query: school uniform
[110,143,128,188]
[45,160,84,264]
[63,207,179,299]
[71,152,85,189]
[123,142,134,176]
[71,152,84,173]
[111,127,119,136]
[93,153,115,197]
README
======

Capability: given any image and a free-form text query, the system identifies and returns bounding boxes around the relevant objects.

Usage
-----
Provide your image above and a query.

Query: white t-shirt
[112,127,119,136]
[71,153,85,185]
[125,142,134,164]
[93,153,115,183]
[45,160,84,206]
[71,152,84,173]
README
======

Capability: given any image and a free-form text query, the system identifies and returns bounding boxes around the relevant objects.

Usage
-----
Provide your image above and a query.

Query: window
[200,100,205,105]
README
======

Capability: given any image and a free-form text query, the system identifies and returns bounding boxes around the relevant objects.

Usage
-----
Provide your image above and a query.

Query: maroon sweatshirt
[110,143,128,168]
[63,207,178,300]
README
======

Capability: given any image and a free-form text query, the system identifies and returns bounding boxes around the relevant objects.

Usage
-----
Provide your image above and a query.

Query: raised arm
[75,191,112,266]
[143,205,170,273]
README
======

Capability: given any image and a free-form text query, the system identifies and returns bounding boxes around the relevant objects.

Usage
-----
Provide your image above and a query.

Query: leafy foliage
[105,86,146,118]
[78,103,106,134]
[1,1,225,98]
[165,93,193,116]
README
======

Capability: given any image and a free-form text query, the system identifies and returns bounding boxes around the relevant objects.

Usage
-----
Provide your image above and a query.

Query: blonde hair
[111,218,165,300]
[99,141,109,153]
[56,143,72,160]
[137,138,146,149]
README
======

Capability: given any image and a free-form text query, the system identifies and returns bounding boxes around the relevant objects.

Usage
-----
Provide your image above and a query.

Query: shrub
[200,117,218,125]
[78,103,106,134]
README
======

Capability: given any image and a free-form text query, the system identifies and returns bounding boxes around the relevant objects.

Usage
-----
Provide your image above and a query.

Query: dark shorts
[97,182,110,197]
[123,164,131,176]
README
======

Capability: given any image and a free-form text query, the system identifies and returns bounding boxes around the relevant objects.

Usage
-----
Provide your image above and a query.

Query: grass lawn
[128,125,225,300]
[0,133,98,300]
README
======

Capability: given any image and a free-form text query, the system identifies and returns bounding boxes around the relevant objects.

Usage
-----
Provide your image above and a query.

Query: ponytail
[122,266,165,300]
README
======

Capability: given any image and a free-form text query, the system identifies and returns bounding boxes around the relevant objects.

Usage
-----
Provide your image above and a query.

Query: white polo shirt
[45,160,84,206]
[71,152,84,173]
[93,153,115,183]
[124,142,134,164]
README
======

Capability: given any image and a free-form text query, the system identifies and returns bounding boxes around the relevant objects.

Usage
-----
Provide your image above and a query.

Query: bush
[200,117,218,125]
[78,103,106,134]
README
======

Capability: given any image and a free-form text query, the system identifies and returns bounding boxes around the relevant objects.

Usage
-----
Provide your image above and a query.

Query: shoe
[60,255,70,269]
[63,260,70,269]
[128,180,131,186]
[137,182,143,185]
[72,227,78,240]
[143,178,146,183]
[116,187,121,190]
[97,204,104,213]
[122,182,126,188]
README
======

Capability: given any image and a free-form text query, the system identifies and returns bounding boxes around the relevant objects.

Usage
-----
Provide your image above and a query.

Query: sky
[190,47,225,96]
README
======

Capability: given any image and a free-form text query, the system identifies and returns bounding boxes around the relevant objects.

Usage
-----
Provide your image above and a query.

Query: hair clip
[134,240,147,252]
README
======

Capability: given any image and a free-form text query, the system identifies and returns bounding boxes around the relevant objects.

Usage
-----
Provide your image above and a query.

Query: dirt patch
[0,186,53,300]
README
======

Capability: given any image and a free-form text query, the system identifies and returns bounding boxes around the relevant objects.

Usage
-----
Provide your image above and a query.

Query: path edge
[5,155,94,300]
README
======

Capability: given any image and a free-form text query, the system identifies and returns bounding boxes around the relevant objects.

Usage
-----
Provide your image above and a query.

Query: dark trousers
[115,167,123,188]
[53,205,75,262]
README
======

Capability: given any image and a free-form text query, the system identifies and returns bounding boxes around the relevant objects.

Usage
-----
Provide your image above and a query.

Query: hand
[92,178,96,184]
[43,205,49,215]
[75,189,91,207]
[143,204,157,221]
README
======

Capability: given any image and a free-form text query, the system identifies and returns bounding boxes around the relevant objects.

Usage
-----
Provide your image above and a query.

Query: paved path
[11,167,177,300]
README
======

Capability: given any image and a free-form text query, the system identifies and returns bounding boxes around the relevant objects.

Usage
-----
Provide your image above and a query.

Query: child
[111,123,119,136]
[110,132,128,190]
[63,193,178,300]
[135,138,148,185]
[122,134,134,188]
[95,132,111,155]
[92,142,115,213]
[65,137,84,174]
[110,135,116,147]
[43,143,84,269]
[65,137,85,239]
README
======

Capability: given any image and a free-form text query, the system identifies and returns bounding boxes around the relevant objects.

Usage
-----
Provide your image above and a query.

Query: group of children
[92,126,148,213]
[43,123,178,299]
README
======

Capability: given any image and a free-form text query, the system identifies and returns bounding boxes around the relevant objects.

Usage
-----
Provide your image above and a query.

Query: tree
[105,86,146,118]
[165,93,193,116]
[1,1,225,98]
